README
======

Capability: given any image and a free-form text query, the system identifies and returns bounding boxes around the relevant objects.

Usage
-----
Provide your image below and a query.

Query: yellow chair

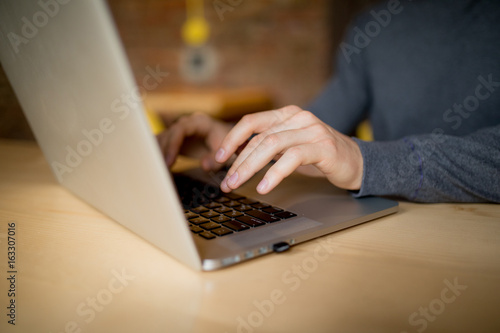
[145,108,165,135]
[355,119,373,141]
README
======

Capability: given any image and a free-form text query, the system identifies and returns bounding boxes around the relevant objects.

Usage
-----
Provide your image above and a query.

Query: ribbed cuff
[351,137,423,200]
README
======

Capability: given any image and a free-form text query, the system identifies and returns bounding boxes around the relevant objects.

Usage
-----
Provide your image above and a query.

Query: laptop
[0,0,398,271]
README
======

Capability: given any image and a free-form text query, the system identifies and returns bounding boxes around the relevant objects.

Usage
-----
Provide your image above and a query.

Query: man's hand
[215,105,364,194]
[157,112,232,171]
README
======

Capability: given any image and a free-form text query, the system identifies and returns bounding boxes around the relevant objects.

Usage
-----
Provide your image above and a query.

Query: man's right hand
[157,112,232,171]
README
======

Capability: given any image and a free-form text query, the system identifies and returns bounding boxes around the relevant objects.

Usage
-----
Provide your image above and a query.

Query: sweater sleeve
[306,17,370,135]
[352,125,500,203]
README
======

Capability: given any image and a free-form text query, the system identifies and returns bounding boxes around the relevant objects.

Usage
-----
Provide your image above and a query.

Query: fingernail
[257,178,268,193]
[221,178,230,193]
[215,148,225,163]
[227,172,239,187]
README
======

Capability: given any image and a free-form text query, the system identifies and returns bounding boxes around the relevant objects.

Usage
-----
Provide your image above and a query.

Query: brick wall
[0,0,379,140]
[108,0,333,106]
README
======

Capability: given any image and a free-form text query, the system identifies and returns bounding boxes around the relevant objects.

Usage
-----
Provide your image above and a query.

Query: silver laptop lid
[0,0,201,270]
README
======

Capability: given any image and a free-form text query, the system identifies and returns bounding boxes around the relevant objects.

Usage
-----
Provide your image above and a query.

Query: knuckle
[168,121,182,134]
[262,133,280,149]
[281,104,302,115]
[238,159,252,174]
[176,115,188,125]
[309,123,326,135]
[294,110,316,123]
[246,135,260,150]
[192,112,209,122]
[285,146,303,160]
[316,141,338,169]
[283,104,302,112]
[177,113,195,126]
[246,130,266,147]
[240,114,254,125]
[319,138,338,154]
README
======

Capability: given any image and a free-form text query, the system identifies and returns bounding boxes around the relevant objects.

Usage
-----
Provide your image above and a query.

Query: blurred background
[0,0,380,140]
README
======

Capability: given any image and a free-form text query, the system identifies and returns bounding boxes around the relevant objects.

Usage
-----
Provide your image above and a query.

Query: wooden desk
[144,87,274,125]
[0,139,499,333]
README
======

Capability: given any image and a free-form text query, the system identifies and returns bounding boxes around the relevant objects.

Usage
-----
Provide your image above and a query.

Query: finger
[163,114,211,166]
[224,114,326,187]
[221,128,320,192]
[163,124,185,167]
[157,130,177,166]
[215,106,301,164]
[215,112,278,164]
[203,121,232,167]
[256,143,322,194]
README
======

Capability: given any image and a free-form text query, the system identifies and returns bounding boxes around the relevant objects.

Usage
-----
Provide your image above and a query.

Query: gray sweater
[308,0,500,203]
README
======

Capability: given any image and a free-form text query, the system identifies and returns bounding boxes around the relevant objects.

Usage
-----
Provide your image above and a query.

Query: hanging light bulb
[180,0,219,83]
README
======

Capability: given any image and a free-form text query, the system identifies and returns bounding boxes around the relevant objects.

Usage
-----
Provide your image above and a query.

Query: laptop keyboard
[174,174,297,240]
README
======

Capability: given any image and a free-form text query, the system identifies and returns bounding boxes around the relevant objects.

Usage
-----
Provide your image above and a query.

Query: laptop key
[200,222,221,230]
[191,206,209,214]
[204,202,221,209]
[247,210,280,223]
[224,210,243,218]
[274,211,297,219]
[251,202,270,209]
[262,206,283,214]
[225,193,245,200]
[174,174,299,236]
[225,200,241,207]
[201,210,219,218]
[214,206,231,214]
[211,227,233,236]
[239,198,258,205]
[184,211,198,219]
[222,220,250,232]
[199,231,216,240]
[236,216,266,227]
[211,215,231,223]
[189,225,204,233]
[235,204,253,212]
[189,217,210,225]
[214,196,230,203]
